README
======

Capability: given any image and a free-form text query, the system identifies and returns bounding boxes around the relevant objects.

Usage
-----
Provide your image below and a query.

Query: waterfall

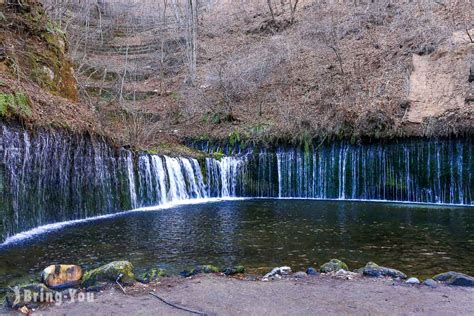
[1,122,474,243]
[151,155,168,204]
[0,125,210,241]
[127,152,138,209]
[196,139,474,205]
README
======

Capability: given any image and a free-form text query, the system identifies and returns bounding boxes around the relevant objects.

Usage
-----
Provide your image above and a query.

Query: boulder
[293,271,308,279]
[136,268,167,284]
[320,259,349,273]
[82,261,135,287]
[4,283,56,308]
[406,277,420,285]
[190,265,220,275]
[306,267,319,276]
[180,270,193,278]
[423,278,438,287]
[262,266,292,281]
[360,262,407,279]
[334,269,358,280]
[433,271,474,287]
[222,265,245,276]
[41,264,82,289]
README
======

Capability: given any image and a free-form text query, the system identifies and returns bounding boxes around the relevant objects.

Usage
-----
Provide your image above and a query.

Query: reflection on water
[0,199,473,286]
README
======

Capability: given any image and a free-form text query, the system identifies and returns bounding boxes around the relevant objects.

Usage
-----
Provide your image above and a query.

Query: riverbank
[4,273,474,315]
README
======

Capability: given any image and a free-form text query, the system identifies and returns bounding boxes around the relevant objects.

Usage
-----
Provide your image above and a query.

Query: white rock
[406,277,420,284]
[334,269,358,280]
[280,266,292,275]
[263,266,292,280]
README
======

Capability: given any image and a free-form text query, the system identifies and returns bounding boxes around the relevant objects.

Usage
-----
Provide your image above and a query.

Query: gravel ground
[3,274,473,316]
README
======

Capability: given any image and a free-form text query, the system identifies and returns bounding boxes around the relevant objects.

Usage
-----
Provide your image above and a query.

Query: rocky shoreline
[3,258,474,314]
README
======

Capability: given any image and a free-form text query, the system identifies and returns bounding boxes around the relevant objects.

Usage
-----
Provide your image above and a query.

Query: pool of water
[1,199,473,287]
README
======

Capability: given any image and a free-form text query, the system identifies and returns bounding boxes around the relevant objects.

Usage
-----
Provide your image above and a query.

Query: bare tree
[289,0,299,24]
[159,0,168,94]
[185,0,198,84]
[266,0,275,23]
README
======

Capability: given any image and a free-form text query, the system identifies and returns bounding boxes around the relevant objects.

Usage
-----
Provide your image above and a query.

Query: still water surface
[1,199,473,287]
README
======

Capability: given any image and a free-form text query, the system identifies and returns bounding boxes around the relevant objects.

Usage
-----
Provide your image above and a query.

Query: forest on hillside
[2,0,473,148]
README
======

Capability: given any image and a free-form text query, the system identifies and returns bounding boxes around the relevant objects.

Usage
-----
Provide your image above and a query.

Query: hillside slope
[0,0,100,133]
[2,0,473,147]
[60,0,473,145]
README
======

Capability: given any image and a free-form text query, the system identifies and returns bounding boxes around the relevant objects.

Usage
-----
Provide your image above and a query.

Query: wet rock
[433,271,474,287]
[320,259,349,273]
[306,267,319,276]
[334,269,358,280]
[222,265,245,276]
[41,264,82,289]
[82,261,135,287]
[4,283,56,308]
[423,278,438,287]
[262,266,292,281]
[360,262,407,279]
[136,268,167,284]
[180,270,193,278]
[406,277,420,285]
[293,271,308,279]
[190,265,220,275]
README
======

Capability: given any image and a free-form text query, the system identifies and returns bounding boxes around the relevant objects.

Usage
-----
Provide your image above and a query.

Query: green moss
[137,268,167,284]
[222,265,245,275]
[0,94,14,116]
[13,93,32,117]
[229,131,241,147]
[191,265,220,275]
[320,259,349,273]
[212,150,225,161]
[82,261,135,288]
[0,92,32,118]
[142,143,207,159]
[300,131,312,155]
[144,148,159,155]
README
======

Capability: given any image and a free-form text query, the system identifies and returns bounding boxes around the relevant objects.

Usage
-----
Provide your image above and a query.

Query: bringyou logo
[10,286,95,307]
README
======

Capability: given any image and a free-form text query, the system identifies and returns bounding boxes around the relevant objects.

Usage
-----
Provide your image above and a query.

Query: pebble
[406,277,420,284]
[306,267,319,276]
[423,278,438,287]
[293,271,308,279]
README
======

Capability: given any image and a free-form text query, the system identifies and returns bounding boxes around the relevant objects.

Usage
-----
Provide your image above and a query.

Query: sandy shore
[3,273,473,316]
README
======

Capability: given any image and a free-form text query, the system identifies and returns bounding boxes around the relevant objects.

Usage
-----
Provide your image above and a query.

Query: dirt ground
[4,274,474,316]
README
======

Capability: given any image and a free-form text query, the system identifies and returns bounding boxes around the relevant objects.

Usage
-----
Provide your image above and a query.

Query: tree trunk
[267,0,275,22]
[185,0,198,84]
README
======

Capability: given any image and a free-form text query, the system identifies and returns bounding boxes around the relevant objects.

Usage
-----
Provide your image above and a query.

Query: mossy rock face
[0,92,32,118]
[2,0,78,101]
[40,264,82,289]
[82,261,135,288]
[4,283,56,308]
[222,265,245,276]
[433,271,474,287]
[320,259,349,273]
[360,262,407,279]
[190,265,220,275]
[136,268,167,284]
